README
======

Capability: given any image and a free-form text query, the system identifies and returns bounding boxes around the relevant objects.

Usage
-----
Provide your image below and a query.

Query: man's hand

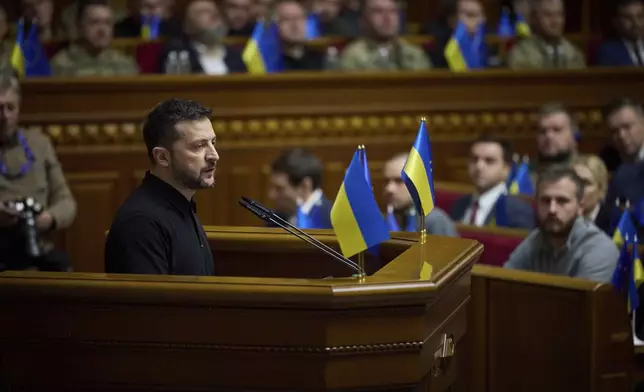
[0,203,19,228]
[36,210,54,232]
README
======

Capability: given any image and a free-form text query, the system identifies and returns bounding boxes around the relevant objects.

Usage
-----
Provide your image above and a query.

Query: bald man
[382,153,458,236]
[507,0,586,69]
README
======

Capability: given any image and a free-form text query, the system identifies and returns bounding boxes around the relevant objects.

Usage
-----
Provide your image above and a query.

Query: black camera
[5,197,44,258]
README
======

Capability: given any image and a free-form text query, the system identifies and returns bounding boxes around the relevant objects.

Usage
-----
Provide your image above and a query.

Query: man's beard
[541,215,576,238]
[537,150,573,165]
[171,163,215,190]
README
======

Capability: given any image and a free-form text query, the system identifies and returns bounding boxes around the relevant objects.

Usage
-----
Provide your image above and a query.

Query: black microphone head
[242,196,272,214]
[238,199,270,221]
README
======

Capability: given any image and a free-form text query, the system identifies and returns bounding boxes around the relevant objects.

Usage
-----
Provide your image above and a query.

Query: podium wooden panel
[0,227,482,391]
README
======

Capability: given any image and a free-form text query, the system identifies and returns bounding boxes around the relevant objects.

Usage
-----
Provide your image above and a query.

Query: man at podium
[104,99,218,275]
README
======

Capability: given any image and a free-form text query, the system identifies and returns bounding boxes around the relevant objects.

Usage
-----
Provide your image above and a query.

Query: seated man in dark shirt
[274,0,325,71]
[104,99,218,275]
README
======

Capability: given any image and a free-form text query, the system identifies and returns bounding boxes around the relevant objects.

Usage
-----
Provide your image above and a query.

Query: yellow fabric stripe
[10,43,24,78]
[242,40,266,74]
[330,183,368,258]
[403,147,434,217]
[444,39,467,72]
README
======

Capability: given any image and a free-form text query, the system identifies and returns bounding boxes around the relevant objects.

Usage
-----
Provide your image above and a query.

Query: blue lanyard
[0,130,35,178]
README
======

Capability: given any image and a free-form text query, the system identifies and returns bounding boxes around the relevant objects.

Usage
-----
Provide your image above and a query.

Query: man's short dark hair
[616,0,644,13]
[538,102,578,130]
[602,97,644,120]
[472,134,514,165]
[271,148,323,190]
[536,166,585,201]
[77,0,110,22]
[142,98,213,162]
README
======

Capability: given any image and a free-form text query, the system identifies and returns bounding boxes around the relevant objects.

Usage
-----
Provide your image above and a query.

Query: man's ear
[152,146,171,168]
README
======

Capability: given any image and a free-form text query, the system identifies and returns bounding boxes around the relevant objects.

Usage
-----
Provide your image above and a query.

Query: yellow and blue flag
[497,8,513,37]
[305,14,319,39]
[613,208,637,246]
[331,149,390,258]
[515,14,531,37]
[141,14,161,39]
[402,119,435,218]
[612,234,644,313]
[10,19,52,78]
[508,161,533,196]
[242,21,282,74]
[444,21,487,72]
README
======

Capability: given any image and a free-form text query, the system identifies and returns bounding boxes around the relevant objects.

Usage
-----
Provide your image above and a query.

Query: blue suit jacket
[595,40,640,67]
[598,161,644,235]
[270,196,333,230]
[450,194,535,229]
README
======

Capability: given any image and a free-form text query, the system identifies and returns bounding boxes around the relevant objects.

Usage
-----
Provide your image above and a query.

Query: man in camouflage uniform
[51,0,139,77]
[340,0,431,71]
[0,71,77,271]
[507,0,585,69]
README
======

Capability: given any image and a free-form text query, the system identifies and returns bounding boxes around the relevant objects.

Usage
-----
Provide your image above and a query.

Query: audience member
[450,136,535,229]
[310,0,361,37]
[595,0,644,67]
[114,0,179,38]
[21,0,59,41]
[601,159,644,237]
[252,0,275,21]
[51,1,139,76]
[504,167,618,283]
[275,0,325,71]
[571,155,609,228]
[0,71,76,272]
[429,0,488,69]
[599,97,644,171]
[507,0,586,69]
[531,103,578,177]
[512,0,531,20]
[268,148,333,229]
[222,0,256,36]
[60,1,129,40]
[340,0,431,71]
[158,0,246,75]
[383,153,458,236]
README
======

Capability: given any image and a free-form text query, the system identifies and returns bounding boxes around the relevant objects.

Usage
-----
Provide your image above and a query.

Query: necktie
[469,200,479,225]
[551,46,560,68]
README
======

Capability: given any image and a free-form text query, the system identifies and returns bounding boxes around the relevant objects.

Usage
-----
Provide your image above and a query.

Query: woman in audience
[572,155,609,225]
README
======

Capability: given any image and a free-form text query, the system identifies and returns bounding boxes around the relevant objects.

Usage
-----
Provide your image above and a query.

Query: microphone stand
[238,198,364,276]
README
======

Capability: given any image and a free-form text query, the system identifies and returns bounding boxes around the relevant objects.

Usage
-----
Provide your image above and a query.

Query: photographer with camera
[0,71,77,271]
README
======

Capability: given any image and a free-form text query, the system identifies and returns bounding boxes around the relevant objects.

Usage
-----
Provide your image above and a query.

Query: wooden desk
[0,227,481,391]
[19,69,644,271]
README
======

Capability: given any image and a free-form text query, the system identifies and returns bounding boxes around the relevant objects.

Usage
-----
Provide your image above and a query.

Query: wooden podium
[0,227,482,391]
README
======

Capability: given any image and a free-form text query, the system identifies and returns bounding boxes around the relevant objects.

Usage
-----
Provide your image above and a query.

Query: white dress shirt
[192,42,229,75]
[289,188,323,225]
[462,182,507,226]
[588,203,601,223]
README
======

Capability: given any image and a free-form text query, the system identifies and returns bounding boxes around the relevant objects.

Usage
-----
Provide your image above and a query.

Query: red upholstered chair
[456,224,529,267]
[434,182,474,214]
[43,41,66,59]
[136,41,164,74]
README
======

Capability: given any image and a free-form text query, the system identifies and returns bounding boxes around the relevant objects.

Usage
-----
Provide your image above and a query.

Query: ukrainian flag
[515,14,531,37]
[10,19,26,78]
[331,149,390,258]
[497,8,513,37]
[305,14,319,39]
[10,19,51,78]
[613,209,637,246]
[402,119,435,218]
[612,235,643,313]
[242,21,282,74]
[141,14,161,39]
[508,161,533,196]
[444,21,486,71]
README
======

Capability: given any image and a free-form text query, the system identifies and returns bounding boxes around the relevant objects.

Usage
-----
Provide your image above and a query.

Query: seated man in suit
[598,158,644,238]
[158,0,246,75]
[274,0,325,71]
[595,0,644,67]
[450,136,535,229]
[599,98,644,172]
[507,0,586,69]
[504,167,619,283]
[383,153,458,236]
[268,148,333,229]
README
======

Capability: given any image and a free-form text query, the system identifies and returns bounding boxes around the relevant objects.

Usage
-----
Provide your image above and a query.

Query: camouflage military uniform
[340,38,432,71]
[50,44,139,77]
[0,128,76,265]
[507,36,586,69]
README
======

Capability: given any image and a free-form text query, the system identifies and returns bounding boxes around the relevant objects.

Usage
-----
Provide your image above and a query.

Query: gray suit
[394,207,458,237]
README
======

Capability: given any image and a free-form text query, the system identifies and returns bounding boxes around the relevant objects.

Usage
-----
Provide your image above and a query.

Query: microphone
[238,197,364,276]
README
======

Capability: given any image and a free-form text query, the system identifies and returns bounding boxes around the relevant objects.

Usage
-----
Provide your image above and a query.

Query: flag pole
[419,117,428,267]
[358,144,366,281]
